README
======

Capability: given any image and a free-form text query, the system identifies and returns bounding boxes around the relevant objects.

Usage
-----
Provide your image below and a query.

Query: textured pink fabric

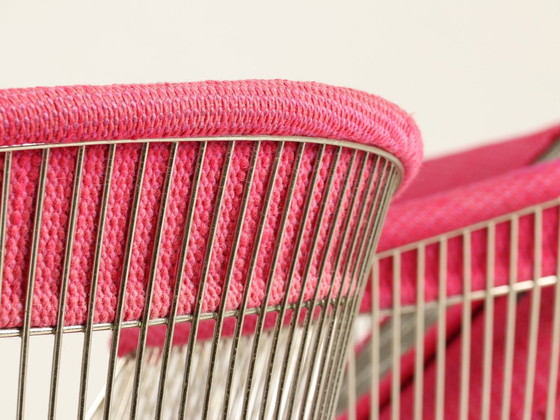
[0,80,421,336]
[359,124,560,312]
[0,80,422,186]
[380,123,560,251]
[395,123,560,203]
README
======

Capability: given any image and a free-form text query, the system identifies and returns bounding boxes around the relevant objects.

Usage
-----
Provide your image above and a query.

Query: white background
[0,1,559,418]
[1,1,559,157]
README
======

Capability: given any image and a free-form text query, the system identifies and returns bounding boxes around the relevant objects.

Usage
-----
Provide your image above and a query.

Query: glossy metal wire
[435,237,447,420]
[309,152,368,419]
[325,163,397,420]
[16,149,50,419]
[0,136,399,419]
[241,141,301,420]
[256,143,307,419]
[547,207,560,420]
[177,141,234,420]
[128,142,178,419]
[155,141,207,420]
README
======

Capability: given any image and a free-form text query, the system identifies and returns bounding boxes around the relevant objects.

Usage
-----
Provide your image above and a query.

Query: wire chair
[339,127,560,420]
[0,81,420,419]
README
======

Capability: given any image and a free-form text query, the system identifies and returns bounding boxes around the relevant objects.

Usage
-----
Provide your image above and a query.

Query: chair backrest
[0,80,420,419]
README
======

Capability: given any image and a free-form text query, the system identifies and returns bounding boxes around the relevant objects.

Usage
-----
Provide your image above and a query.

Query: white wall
[1,1,559,157]
[0,2,559,418]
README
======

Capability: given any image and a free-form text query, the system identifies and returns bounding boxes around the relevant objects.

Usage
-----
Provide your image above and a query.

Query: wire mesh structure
[0,136,402,419]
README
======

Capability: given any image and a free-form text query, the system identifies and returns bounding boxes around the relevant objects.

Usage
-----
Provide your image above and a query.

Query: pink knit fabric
[0,80,421,334]
[394,124,560,203]
[360,123,560,312]
[0,80,422,186]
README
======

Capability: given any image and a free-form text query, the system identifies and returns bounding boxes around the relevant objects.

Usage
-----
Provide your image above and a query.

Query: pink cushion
[360,123,560,312]
[0,80,421,332]
[0,80,422,186]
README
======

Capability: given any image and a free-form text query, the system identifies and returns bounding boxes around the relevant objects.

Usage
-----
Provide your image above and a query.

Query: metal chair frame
[0,136,402,420]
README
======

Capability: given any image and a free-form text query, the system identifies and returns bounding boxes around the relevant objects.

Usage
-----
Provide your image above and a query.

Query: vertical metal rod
[258,142,310,419]
[0,151,12,301]
[48,146,85,419]
[327,179,397,416]
[326,165,396,416]
[238,146,304,418]
[103,143,150,419]
[154,142,208,420]
[129,143,178,419]
[391,251,402,420]
[308,153,369,419]
[435,238,447,420]
[243,145,325,418]
[177,142,235,419]
[414,244,426,420]
[200,142,261,420]
[77,144,116,420]
[295,150,357,417]
[546,206,560,420]
[16,148,50,420]
[370,258,381,420]
[286,148,341,418]
[481,223,496,420]
[501,215,519,420]
[315,157,381,419]
[326,164,395,420]
[347,342,357,420]
[320,163,395,420]
[220,142,285,420]
[523,209,543,420]
[459,231,472,420]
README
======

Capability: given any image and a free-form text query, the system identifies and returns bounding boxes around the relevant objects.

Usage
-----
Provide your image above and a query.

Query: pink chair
[340,124,560,420]
[0,80,420,419]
